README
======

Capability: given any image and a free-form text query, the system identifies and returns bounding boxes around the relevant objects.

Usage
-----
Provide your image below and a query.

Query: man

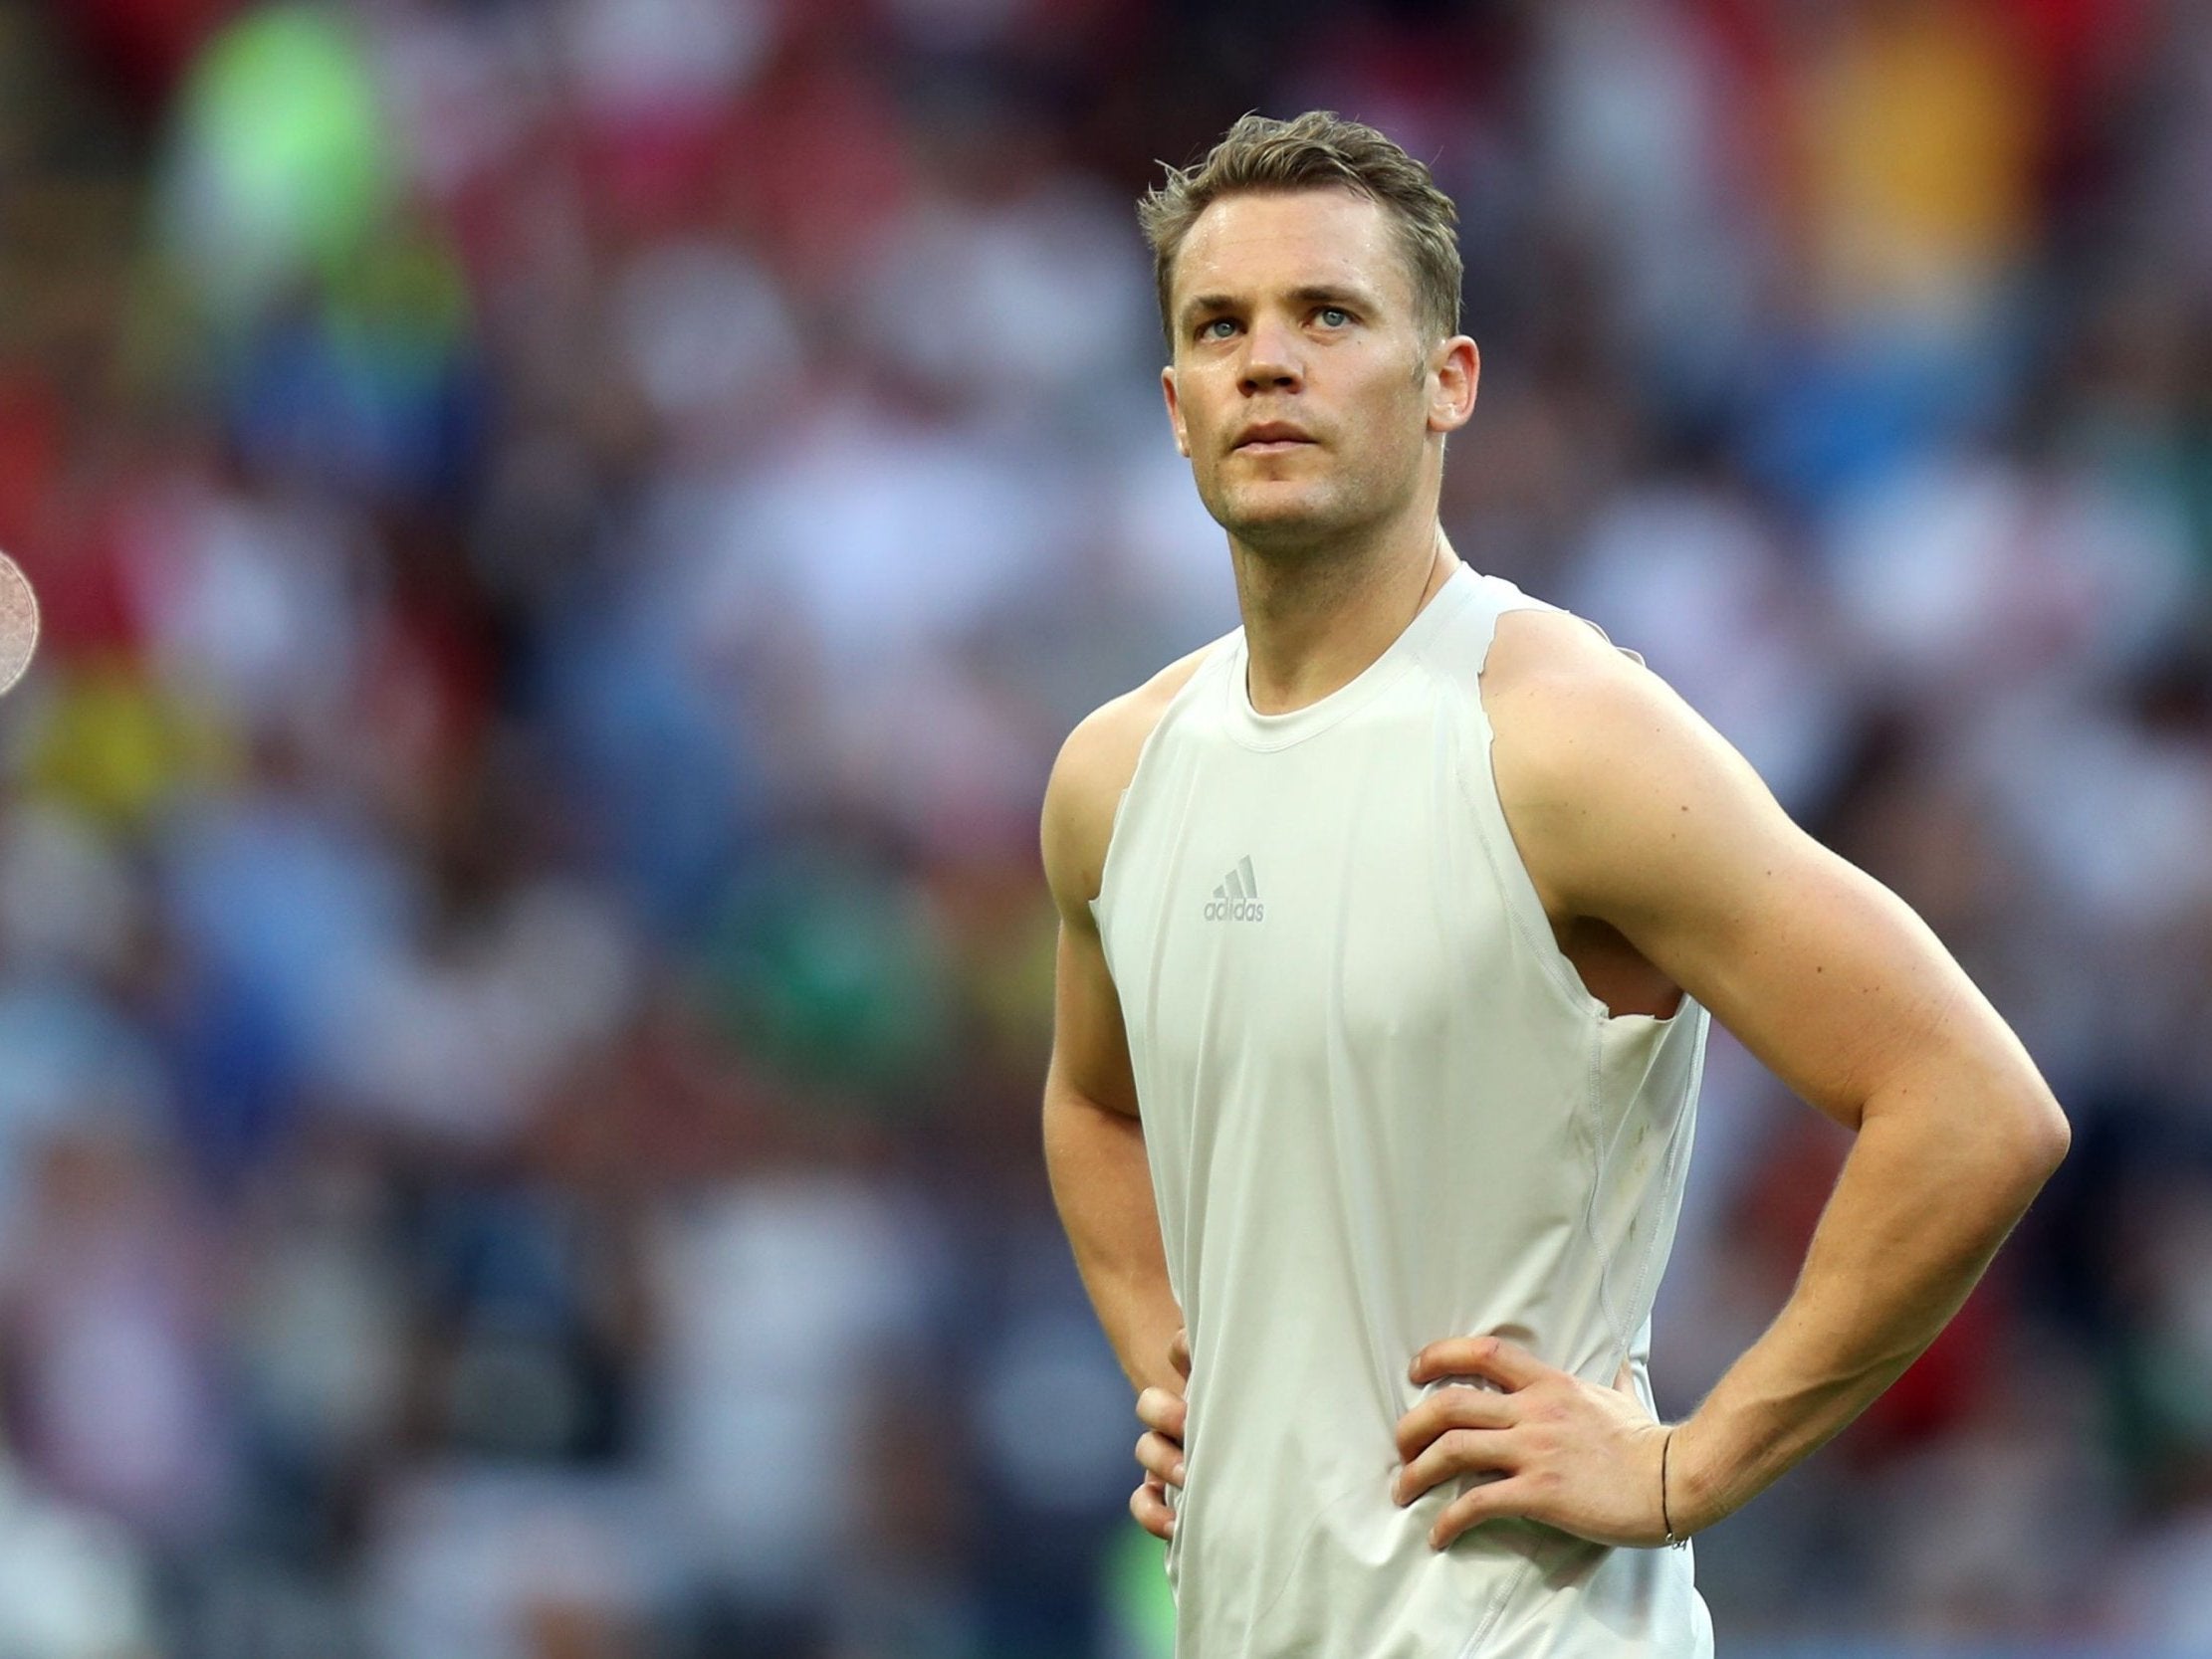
[1038,111,2068,1656]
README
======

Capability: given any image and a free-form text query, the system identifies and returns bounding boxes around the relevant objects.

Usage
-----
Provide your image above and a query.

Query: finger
[1613,1358,1637,1395]
[1170,1327,1191,1378]
[1430,1475,1536,1550]
[1135,1430,1186,1486]
[1137,1385,1188,1439]
[1395,1427,1518,1506]
[1410,1335,1549,1391]
[1131,1477,1176,1541]
[1393,1385,1516,1462]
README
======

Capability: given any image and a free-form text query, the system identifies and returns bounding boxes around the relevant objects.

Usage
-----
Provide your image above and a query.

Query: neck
[1230,506,1457,716]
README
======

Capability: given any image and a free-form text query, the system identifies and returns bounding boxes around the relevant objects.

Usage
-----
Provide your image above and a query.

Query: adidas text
[1206,857,1264,922]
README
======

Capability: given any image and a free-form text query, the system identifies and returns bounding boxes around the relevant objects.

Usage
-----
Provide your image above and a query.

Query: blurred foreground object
[0,550,39,693]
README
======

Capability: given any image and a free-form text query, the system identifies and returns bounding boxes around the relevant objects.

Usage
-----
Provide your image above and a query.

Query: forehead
[1172,187,1414,316]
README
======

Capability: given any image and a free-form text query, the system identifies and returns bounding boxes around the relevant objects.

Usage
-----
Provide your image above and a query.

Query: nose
[1237,313,1303,395]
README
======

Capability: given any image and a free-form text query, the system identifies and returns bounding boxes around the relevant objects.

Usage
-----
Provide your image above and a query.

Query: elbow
[2004,1093,2071,1200]
[2035,1098,2072,1176]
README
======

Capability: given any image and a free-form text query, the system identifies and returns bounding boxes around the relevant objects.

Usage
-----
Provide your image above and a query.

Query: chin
[1215,486,1357,553]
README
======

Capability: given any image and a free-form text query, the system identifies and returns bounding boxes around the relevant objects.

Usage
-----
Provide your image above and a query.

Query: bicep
[1049,919,1141,1119]
[1495,645,2035,1132]
[1620,807,1989,1132]
[1039,726,1140,1120]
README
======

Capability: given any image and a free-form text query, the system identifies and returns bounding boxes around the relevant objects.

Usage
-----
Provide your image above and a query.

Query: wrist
[1662,1413,1727,1537]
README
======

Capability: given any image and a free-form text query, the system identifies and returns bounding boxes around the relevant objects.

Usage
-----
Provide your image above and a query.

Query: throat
[1237,537,1454,716]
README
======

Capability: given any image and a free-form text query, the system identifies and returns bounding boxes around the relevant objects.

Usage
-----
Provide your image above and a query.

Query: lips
[1232,423,1316,453]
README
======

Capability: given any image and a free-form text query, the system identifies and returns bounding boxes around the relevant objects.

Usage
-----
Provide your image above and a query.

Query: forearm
[1670,1079,2066,1530]
[1043,1087,1183,1395]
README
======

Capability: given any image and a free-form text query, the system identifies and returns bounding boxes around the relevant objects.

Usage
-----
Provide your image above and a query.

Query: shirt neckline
[1222,560,1475,750]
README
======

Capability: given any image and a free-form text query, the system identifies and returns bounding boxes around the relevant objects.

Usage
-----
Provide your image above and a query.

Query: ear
[1163,365,1191,458]
[1427,335,1480,436]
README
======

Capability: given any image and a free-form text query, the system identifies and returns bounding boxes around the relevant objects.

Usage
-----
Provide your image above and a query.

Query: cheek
[1356,386,1431,474]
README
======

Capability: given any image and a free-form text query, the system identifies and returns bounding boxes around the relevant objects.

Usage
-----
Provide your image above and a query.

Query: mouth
[1232,427,1316,455]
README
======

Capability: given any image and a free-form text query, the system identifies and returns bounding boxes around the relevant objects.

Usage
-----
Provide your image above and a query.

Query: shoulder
[1481,606,1774,920]
[1480,605,1684,761]
[1040,640,1222,928]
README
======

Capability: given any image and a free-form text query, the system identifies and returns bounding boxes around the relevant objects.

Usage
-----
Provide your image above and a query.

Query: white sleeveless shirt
[1092,563,1714,1658]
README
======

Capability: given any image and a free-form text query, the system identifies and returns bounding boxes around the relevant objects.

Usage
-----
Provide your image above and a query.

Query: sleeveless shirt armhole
[1429,597,1618,1028]
[1455,604,1659,1020]
[1091,628,1243,940]
[1453,693,1612,1026]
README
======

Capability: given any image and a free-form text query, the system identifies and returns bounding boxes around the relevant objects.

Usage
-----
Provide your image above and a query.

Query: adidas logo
[1204,856,1266,923]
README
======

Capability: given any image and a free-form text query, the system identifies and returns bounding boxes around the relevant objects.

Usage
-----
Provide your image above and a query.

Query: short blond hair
[1137,110,1463,350]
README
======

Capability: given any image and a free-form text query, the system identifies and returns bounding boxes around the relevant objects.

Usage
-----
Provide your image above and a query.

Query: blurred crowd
[0,0,2208,1654]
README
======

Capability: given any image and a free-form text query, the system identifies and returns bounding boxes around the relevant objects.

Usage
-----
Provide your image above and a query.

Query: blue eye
[1317,307,1350,327]
[1199,317,1236,340]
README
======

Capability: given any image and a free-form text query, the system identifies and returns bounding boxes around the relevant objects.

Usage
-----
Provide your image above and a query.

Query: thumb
[1611,1360,1660,1422]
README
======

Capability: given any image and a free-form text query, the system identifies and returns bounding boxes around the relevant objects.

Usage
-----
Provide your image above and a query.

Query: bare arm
[1493,612,2068,1534]
[1040,923,1182,1397]
[1395,613,2067,1550]
[1038,692,1190,1401]
[1042,663,1217,1543]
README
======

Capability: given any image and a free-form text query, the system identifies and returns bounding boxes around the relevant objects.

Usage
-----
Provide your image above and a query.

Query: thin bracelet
[1659,1427,1687,1549]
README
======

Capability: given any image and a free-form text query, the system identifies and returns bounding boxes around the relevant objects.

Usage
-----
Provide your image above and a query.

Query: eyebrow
[1179,283,1382,329]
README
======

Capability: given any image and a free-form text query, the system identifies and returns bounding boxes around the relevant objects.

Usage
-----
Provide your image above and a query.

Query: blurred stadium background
[0,0,2207,1654]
